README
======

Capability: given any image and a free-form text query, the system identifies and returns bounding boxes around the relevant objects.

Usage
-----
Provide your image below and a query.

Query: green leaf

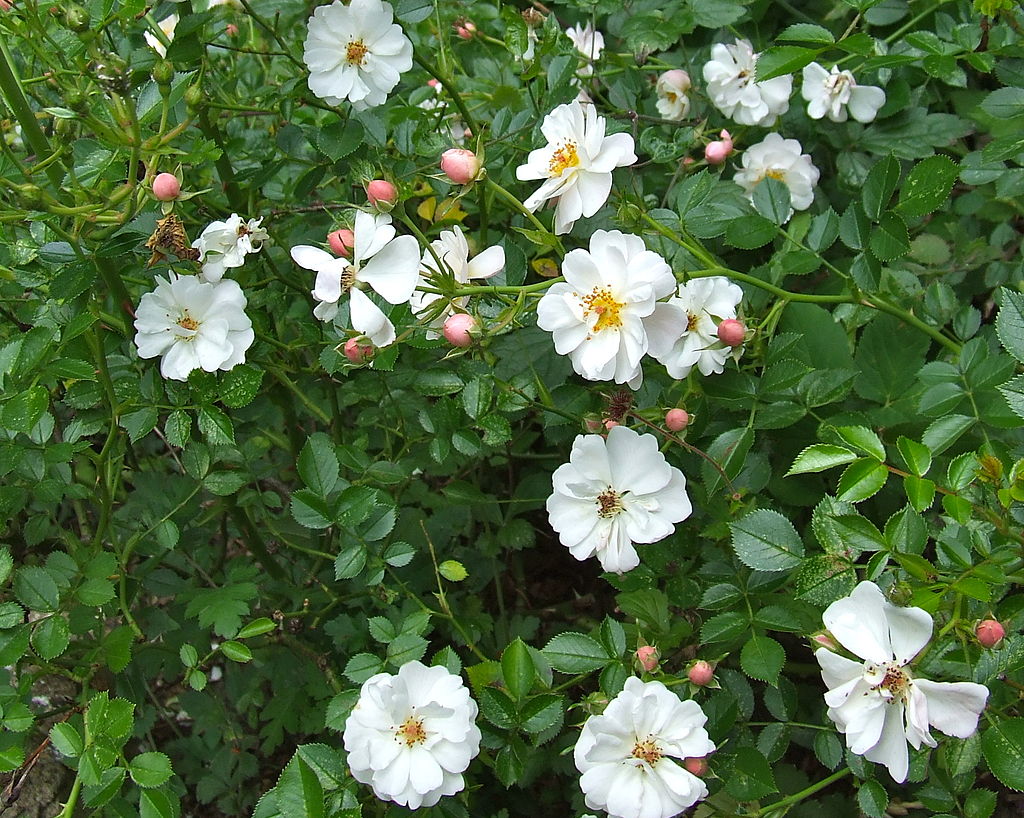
[237,617,276,639]
[385,633,428,666]
[219,364,263,409]
[13,566,59,612]
[725,747,777,800]
[862,155,901,220]
[315,120,364,162]
[896,155,959,218]
[139,788,177,818]
[119,407,158,443]
[839,202,870,250]
[922,414,974,455]
[479,686,517,729]
[999,373,1024,421]
[904,475,935,511]
[982,718,1024,791]
[2,386,48,433]
[896,436,932,476]
[334,545,366,580]
[858,779,889,817]
[438,560,467,582]
[0,547,13,585]
[730,509,804,571]
[129,752,173,788]
[814,731,843,770]
[740,635,785,686]
[751,176,792,225]
[183,582,257,638]
[276,755,324,818]
[295,744,347,790]
[997,288,1024,364]
[197,406,234,445]
[836,460,888,503]
[806,208,839,252]
[833,426,886,461]
[501,638,535,700]
[725,212,778,249]
[0,601,22,629]
[415,371,464,396]
[220,640,253,662]
[542,632,610,673]
[796,554,857,605]
[979,86,1024,119]
[31,616,70,660]
[343,653,383,684]
[701,611,748,644]
[297,433,338,497]
[777,23,835,44]
[521,693,564,734]
[755,45,821,82]
[868,212,910,261]
[50,722,83,757]
[965,789,997,818]
[290,489,333,529]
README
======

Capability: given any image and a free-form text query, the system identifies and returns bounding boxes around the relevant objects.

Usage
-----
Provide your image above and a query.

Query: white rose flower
[410,226,504,336]
[343,660,481,810]
[536,230,676,386]
[655,70,692,121]
[733,133,819,219]
[816,581,990,783]
[575,677,715,818]
[802,62,886,123]
[566,22,604,77]
[702,39,792,127]
[303,0,413,111]
[192,214,269,283]
[645,276,743,378]
[134,274,254,381]
[547,425,692,574]
[516,100,637,235]
[144,14,178,58]
[291,211,419,347]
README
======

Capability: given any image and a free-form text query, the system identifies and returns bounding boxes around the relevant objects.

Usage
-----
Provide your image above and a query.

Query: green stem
[414,52,480,139]
[484,177,565,254]
[59,774,84,818]
[268,368,331,424]
[749,767,851,817]
[0,37,63,188]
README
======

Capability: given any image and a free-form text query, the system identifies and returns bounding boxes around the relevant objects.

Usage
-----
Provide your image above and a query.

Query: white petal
[864,701,910,783]
[915,679,988,739]
[349,287,396,347]
[822,581,894,664]
[359,235,421,303]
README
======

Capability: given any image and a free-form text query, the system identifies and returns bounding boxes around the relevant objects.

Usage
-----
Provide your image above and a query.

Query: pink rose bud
[456,25,472,39]
[440,148,481,185]
[688,660,714,686]
[683,758,708,777]
[717,318,745,347]
[682,156,695,166]
[443,313,477,347]
[811,632,838,651]
[665,409,689,432]
[226,23,238,36]
[0,0,12,10]
[343,338,374,364]
[152,172,181,201]
[976,619,1005,648]
[583,416,603,433]
[366,179,398,210]
[427,78,440,88]
[328,228,355,257]
[604,420,619,430]
[704,140,731,165]
[636,646,659,672]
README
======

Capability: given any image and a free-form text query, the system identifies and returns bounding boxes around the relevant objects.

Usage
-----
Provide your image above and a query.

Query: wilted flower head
[644,276,744,378]
[536,230,676,386]
[303,0,413,110]
[733,133,819,219]
[703,39,792,127]
[655,70,691,121]
[547,425,692,574]
[816,581,989,783]
[192,215,269,283]
[802,63,885,123]
[134,274,254,381]
[575,677,714,818]
[291,211,419,347]
[516,100,636,235]
[344,660,481,809]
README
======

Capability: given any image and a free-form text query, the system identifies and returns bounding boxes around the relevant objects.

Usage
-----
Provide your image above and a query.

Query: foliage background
[1,0,1024,815]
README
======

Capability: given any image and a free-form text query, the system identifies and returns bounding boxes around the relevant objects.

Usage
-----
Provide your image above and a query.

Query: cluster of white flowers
[536,230,744,386]
[816,582,989,782]
[703,39,792,127]
[547,425,691,574]
[192,214,269,283]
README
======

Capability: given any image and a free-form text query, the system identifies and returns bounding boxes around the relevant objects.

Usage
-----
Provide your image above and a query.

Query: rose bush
[0,0,1023,816]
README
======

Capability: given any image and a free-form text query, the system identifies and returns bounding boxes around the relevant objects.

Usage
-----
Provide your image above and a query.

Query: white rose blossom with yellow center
[290,211,419,347]
[702,39,792,127]
[516,100,637,235]
[816,581,989,783]
[343,660,481,809]
[574,677,715,818]
[547,425,692,574]
[192,214,269,283]
[733,133,820,220]
[536,230,676,386]
[303,0,413,111]
[802,62,885,123]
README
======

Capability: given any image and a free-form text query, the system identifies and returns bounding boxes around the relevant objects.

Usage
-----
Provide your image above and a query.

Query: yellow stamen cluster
[581,287,624,333]
[396,717,427,747]
[346,39,369,67]
[177,315,199,332]
[548,141,580,177]
[596,489,623,518]
[631,738,662,766]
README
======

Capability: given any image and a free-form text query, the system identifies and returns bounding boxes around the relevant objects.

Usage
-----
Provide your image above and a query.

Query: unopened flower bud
[665,409,689,432]
[0,1,12,12]
[688,660,714,686]
[366,179,398,210]
[443,313,477,347]
[344,337,375,364]
[717,319,745,347]
[328,228,355,257]
[811,631,838,651]
[604,420,619,430]
[427,78,440,88]
[583,416,603,433]
[705,130,733,165]
[636,646,659,672]
[152,59,174,88]
[440,148,481,185]
[63,3,89,31]
[152,172,181,201]
[226,22,238,36]
[976,619,1005,648]
[683,757,708,776]
[456,25,472,39]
